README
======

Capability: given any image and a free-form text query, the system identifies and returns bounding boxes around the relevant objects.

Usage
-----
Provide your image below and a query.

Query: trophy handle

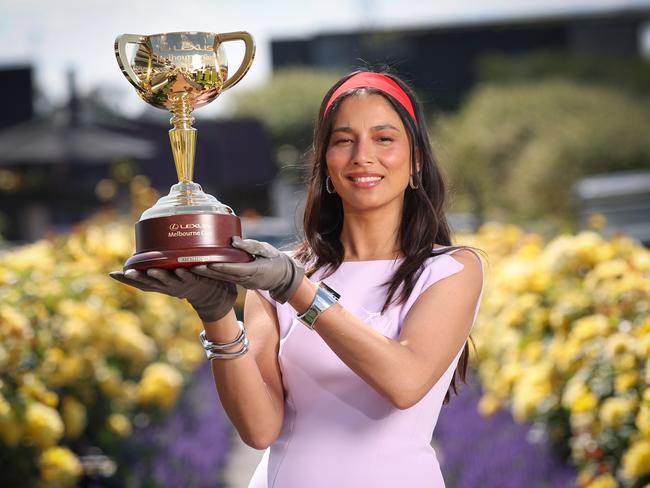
[114,34,147,93]
[215,32,256,91]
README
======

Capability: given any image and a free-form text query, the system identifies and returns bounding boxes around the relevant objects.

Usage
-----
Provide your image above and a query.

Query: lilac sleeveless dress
[249,247,484,488]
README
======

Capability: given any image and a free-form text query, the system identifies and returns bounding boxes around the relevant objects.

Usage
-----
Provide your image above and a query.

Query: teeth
[351,176,382,182]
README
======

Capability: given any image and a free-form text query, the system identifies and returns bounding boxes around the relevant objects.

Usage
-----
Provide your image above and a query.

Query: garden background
[1,1,650,487]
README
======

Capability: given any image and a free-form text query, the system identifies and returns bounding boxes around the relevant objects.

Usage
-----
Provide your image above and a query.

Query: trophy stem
[169,94,197,183]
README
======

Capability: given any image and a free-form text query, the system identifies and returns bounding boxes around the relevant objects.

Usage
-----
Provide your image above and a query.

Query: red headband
[324,72,416,121]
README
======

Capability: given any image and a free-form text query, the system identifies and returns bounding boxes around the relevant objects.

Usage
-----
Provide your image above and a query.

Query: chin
[341,195,394,212]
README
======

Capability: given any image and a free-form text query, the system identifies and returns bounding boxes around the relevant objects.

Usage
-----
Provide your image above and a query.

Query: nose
[352,135,373,166]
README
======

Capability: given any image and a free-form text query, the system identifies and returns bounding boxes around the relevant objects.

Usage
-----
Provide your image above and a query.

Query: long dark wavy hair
[293,69,487,405]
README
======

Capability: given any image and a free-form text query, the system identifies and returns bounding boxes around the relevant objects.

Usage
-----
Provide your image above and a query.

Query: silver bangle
[199,321,249,360]
[205,337,250,360]
[200,321,245,350]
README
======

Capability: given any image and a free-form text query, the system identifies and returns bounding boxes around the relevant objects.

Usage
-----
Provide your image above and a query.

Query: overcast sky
[1,0,649,117]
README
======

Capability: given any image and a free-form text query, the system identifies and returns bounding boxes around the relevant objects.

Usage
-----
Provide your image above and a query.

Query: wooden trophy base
[124,212,252,271]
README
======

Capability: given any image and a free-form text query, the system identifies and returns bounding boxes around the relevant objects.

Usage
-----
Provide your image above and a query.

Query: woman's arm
[289,250,483,409]
[204,290,284,449]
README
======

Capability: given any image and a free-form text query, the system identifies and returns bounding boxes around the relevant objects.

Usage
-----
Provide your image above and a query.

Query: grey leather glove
[108,267,237,322]
[191,236,304,304]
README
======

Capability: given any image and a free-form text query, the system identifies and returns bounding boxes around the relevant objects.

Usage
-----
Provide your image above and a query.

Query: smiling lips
[346,174,384,188]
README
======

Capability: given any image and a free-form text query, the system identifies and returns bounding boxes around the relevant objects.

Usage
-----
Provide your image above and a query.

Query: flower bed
[458,223,650,487]
[0,212,227,486]
[2,209,647,487]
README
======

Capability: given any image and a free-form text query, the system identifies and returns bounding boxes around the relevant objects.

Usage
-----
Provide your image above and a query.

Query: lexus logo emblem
[169,223,179,230]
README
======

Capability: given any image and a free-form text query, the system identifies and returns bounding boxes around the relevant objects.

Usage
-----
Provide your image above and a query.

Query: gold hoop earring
[409,174,419,190]
[326,176,336,194]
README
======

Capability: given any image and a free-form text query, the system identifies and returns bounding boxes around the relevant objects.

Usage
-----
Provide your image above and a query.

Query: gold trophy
[114,31,255,270]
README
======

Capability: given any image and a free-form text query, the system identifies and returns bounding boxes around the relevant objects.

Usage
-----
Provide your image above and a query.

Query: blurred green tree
[228,67,342,179]
[433,78,650,231]
[477,49,650,97]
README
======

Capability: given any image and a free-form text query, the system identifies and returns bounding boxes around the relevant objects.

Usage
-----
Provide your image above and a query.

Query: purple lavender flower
[435,377,578,488]
[126,363,232,487]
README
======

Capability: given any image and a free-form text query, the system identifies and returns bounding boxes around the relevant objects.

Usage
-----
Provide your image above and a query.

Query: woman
[110,70,486,487]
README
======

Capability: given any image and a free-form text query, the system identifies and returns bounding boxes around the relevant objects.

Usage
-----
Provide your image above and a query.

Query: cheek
[382,144,412,174]
[325,147,348,173]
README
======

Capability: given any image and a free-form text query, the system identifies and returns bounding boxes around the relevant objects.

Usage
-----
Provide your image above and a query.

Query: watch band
[296,282,341,330]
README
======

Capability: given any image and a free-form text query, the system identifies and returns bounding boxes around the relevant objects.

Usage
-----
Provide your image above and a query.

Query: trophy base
[124,246,251,271]
[124,212,253,271]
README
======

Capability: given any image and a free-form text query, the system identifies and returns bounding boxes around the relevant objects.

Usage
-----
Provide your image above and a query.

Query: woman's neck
[339,203,402,261]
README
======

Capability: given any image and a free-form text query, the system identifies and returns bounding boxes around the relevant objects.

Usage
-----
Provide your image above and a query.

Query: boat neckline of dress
[340,246,454,263]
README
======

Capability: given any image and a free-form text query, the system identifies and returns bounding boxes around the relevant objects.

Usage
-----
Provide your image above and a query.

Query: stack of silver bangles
[199,320,249,360]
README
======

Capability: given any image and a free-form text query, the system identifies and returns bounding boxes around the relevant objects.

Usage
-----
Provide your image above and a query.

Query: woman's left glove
[109,268,237,322]
[191,236,304,304]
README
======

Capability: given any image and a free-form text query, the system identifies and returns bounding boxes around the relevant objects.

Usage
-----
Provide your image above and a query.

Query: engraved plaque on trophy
[114,31,255,270]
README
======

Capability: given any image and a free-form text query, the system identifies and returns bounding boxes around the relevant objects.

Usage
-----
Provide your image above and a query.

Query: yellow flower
[571,411,596,431]
[137,362,184,410]
[0,304,33,338]
[0,391,10,417]
[613,352,638,372]
[61,396,87,440]
[478,393,502,417]
[591,259,630,282]
[512,384,548,422]
[165,340,204,371]
[522,341,544,363]
[636,406,650,438]
[587,213,607,230]
[95,366,124,398]
[586,473,618,488]
[8,240,55,272]
[578,469,595,486]
[548,290,591,331]
[615,371,640,393]
[599,397,635,428]
[606,332,635,356]
[40,348,85,388]
[39,446,83,488]
[0,408,22,446]
[107,413,132,437]
[24,402,64,449]
[56,299,97,321]
[575,231,615,264]
[569,315,612,345]
[528,308,550,334]
[636,334,650,359]
[110,317,157,363]
[498,260,540,294]
[563,381,599,414]
[574,392,599,414]
[19,373,59,407]
[621,440,650,479]
[500,361,524,389]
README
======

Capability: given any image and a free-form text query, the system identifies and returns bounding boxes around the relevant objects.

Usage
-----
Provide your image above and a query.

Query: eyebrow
[331,124,400,133]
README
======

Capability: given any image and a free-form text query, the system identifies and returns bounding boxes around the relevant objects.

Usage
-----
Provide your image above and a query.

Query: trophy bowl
[114,31,256,270]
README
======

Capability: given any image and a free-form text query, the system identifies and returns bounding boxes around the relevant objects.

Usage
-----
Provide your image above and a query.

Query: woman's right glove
[109,267,237,322]
[191,236,304,304]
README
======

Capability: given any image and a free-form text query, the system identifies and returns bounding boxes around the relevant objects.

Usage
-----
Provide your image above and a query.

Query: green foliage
[228,67,342,174]
[433,78,650,228]
[477,49,650,97]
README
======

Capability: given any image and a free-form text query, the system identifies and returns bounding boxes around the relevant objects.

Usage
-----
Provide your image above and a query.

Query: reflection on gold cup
[114,31,255,270]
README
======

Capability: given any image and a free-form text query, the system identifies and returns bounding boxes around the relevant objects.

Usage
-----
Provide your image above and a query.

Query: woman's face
[325,93,413,214]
